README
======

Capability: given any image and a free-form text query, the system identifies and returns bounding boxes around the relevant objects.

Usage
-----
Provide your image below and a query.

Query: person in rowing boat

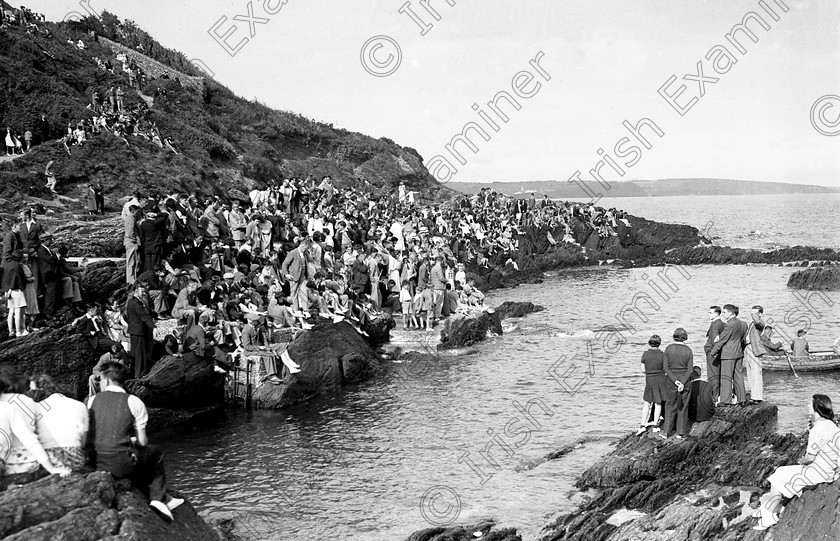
[790,329,809,360]
[759,326,784,355]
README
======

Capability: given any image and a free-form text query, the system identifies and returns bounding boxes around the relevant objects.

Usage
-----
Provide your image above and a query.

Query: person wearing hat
[36,233,59,318]
[661,327,694,439]
[137,204,169,274]
[126,282,155,378]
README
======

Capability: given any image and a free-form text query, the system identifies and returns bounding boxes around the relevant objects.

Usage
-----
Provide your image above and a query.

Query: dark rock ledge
[409,402,840,541]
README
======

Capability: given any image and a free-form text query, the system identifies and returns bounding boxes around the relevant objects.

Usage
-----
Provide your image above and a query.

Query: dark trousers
[130,332,152,378]
[42,278,57,316]
[96,445,167,502]
[719,357,746,404]
[705,352,721,399]
[142,246,162,275]
[663,382,692,437]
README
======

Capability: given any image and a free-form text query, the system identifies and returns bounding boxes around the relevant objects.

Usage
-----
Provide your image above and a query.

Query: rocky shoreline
[413,402,840,541]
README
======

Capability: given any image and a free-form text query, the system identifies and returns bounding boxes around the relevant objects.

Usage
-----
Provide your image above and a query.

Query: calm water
[566,192,840,250]
[159,194,840,541]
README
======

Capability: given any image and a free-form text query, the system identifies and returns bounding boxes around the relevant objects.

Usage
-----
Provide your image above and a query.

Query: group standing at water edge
[637,303,813,438]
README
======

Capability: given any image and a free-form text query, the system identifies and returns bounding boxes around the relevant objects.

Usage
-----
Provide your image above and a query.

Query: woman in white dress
[754,394,840,530]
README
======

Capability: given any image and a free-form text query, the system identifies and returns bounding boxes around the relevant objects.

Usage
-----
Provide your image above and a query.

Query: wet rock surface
[251,321,382,409]
[407,520,521,541]
[495,301,545,320]
[125,353,224,409]
[786,265,840,291]
[0,471,220,541]
[438,310,503,350]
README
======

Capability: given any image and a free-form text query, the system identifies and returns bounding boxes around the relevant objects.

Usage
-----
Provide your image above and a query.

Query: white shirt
[0,394,50,470]
[86,386,149,432]
[34,393,89,449]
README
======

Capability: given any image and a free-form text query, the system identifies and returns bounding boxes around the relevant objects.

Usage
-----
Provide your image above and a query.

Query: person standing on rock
[2,249,28,338]
[282,236,312,313]
[430,255,447,327]
[637,334,667,435]
[709,304,749,407]
[123,203,140,284]
[138,203,169,274]
[86,362,184,522]
[126,283,155,378]
[36,233,59,318]
[704,306,725,400]
[744,305,767,405]
[106,86,116,113]
[661,328,694,439]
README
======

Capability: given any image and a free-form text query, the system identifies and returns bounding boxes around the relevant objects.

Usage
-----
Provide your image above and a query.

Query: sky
[25,0,840,187]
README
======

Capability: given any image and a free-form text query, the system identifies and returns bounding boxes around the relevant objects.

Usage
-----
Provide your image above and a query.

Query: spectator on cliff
[106,86,116,113]
[37,233,60,318]
[138,204,169,272]
[86,183,98,215]
[4,127,13,155]
[77,303,120,354]
[27,374,88,473]
[704,306,724,401]
[55,245,83,306]
[709,304,748,407]
[745,305,768,405]
[87,344,129,398]
[637,334,667,436]
[126,283,155,378]
[0,366,70,487]
[23,128,32,152]
[45,159,58,191]
[790,330,809,360]
[754,394,840,530]
[87,362,184,521]
[3,249,28,338]
[137,264,170,319]
[661,327,694,440]
[116,86,125,112]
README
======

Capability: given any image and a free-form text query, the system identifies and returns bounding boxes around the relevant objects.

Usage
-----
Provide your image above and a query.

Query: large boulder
[252,321,382,409]
[786,266,840,291]
[81,260,130,305]
[125,354,223,408]
[408,520,521,541]
[0,471,219,540]
[0,325,97,400]
[438,311,503,350]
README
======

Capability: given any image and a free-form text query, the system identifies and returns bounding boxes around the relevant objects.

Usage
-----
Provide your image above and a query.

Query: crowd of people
[632,304,839,532]
[0,363,185,521]
[636,304,810,439]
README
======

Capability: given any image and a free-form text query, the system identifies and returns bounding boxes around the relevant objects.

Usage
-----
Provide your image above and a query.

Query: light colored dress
[767,417,840,498]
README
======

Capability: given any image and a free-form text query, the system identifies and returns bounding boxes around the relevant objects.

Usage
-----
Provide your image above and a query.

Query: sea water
[160,194,840,540]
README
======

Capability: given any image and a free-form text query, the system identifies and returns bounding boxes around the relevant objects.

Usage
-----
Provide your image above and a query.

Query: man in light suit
[745,305,768,404]
[281,236,311,313]
[709,304,749,407]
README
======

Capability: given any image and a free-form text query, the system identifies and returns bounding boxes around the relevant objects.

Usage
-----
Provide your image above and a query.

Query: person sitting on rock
[28,374,88,472]
[77,303,120,354]
[0,366,71,487]
[754,394,840,530]
[240,313,283,385]
[87,362,184,522]
[88,344,129,398]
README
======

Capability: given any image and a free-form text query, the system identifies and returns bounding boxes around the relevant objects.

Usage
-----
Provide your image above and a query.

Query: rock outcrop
[0,325,97,400]
[251,321,382,409]
[495,301,545,320]
[438,310,503,350]
[786,266,840,291]
[0,471,220,541]
[539,403,816,541]
[408,520,521,541]
[125,353,224,409]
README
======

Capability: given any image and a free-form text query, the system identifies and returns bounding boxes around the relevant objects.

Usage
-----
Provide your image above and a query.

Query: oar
[783,351,800,379]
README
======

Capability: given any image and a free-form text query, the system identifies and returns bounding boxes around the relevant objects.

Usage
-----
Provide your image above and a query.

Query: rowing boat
[763,351,840,372]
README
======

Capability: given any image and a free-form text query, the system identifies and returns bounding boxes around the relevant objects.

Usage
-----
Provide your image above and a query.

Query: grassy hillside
[0,11,449,214]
